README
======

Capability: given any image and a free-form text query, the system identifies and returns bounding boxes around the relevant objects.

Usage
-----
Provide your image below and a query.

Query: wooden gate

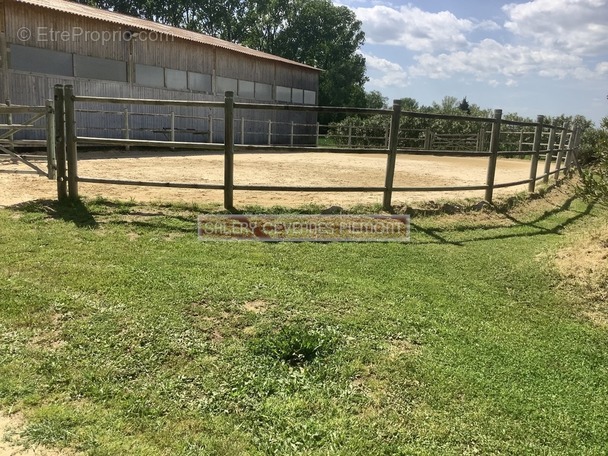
[0,101,56,179]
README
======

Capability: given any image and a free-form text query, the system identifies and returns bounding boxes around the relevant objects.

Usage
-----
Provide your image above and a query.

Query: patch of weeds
[22,405,83,447]
[252,325,340,366]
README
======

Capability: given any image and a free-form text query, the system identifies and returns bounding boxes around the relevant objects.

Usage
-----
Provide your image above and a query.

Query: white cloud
[503,0,608,56]
[347,1,608,91]
[596,61,608,75]
[408,39,603,85]
[352,4,476,52]
[361,52,409,88]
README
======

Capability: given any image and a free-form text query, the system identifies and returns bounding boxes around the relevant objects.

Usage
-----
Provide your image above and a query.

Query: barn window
[304,90,316,105]
[188,72,212,93]
[74,55,127,82]
[165,69,188,90]
[276,85,292,103]
[255,82,273,101]
[291,88,304,104]
[135,64,165,88]
[9,44,73,77]
[238,80,255,98]
[216,77,238,95]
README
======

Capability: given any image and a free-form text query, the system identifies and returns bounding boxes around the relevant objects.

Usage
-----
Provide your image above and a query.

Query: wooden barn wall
[133,37,215,74]
[5,4,129,60]
[274,63,318,92]
[2,1,319,144]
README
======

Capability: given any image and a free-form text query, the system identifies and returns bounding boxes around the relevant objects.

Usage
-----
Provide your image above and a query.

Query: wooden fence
[0,101,56,179]
[5,84,583,210]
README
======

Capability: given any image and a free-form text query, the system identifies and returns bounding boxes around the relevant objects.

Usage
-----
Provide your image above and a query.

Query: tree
[270,0,367,109]
[399,97,420,112]
[458,97,471,115]
[365,91,388,109]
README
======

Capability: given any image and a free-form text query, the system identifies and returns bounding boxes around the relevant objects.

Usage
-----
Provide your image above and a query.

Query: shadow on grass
[5,190,597,245]
[9,199,99,229]
[411,196,595,246]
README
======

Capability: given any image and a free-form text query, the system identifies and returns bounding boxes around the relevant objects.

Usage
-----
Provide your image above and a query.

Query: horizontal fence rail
[45,85,582,210]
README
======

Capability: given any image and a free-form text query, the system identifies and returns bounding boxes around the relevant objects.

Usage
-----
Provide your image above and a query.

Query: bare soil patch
[0,413,71,456]
[553,227,608,327]
[1,151,545,208]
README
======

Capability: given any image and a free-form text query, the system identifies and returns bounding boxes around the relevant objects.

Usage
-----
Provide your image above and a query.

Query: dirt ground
[0,150,548,208]
[0,413,70,456]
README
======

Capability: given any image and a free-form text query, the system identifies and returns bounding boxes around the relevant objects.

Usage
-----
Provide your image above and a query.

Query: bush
[327,115,390,147]
[580,117,608,203]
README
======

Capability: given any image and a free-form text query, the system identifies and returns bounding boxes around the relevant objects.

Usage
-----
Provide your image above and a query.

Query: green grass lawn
[0,187,607,455]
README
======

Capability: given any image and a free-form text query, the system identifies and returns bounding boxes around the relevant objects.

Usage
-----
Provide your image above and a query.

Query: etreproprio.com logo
[17,26,174,44]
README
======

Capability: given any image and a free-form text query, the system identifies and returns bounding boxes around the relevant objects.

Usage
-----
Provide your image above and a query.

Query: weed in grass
[252,325,340,366]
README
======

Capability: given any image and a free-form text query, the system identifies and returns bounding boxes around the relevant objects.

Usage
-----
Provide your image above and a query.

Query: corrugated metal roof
[12,0,320,71]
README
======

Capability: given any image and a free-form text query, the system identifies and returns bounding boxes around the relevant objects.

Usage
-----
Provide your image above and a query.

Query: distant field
[0,183,606,455]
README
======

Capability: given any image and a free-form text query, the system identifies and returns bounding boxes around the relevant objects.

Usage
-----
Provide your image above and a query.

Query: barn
[0,0,320,144]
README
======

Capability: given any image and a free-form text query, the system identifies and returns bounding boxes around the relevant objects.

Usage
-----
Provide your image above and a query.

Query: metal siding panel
[74,54,127,82]
[9,44,73,76]
[276,85,291,103]
[216,76,237,94]
[188,71,212,93]
[135,63,164,87]
[237,80,254,98]
[165,68,187,90]
[254,82,272,101]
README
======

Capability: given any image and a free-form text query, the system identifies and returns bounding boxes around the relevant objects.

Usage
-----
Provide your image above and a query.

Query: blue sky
[335,0,608,125]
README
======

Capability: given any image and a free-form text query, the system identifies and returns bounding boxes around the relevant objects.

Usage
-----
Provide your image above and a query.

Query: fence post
[170,111,175,142]
[424,128,432,150]
[64,85,78,200]
[45,99,56,180]
[555,122,569,180]
[241,117,245,144]
[123,108,130,151]
[382,99,402,211]
[484,109,502,203]
[315,122,320,146]
[518,131,524,152]
[53,85,68,201]
[290,121,294,146]
[224,91,235,210]
[477,126,485,152]
[267,119,272,145]
[564,127,583,177]
[5,99,14,152]
[542,125,556,183]
[528,115,544,193]
[208,114,213,142]
[348,125,352,147]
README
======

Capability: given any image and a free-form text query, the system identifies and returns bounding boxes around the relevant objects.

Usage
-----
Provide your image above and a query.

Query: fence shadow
[5,190,593,244]
[410,195,594,246]
[9,199,99,229]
